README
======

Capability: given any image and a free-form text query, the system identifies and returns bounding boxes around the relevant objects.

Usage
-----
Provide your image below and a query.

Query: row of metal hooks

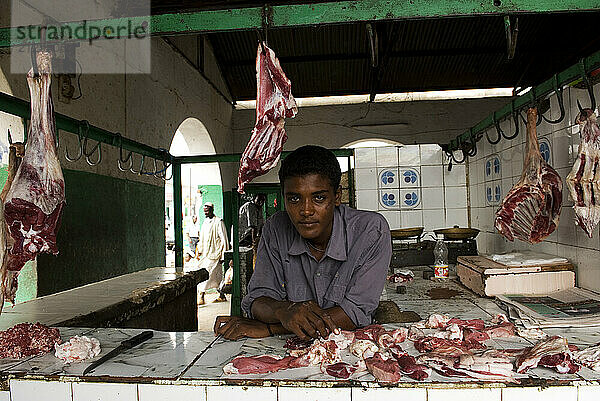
[443,59,597,168]
[62,121,173,180]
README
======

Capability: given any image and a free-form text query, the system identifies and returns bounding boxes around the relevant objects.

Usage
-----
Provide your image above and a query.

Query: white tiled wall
[469,83,600,292]
[5,380,599,401]
[355,144,468,234]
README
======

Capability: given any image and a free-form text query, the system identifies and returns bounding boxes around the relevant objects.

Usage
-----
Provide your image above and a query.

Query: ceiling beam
[219,47,562,69]
[2,0,600,47]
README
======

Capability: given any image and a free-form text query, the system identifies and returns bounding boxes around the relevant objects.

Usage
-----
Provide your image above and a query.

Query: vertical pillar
[231,189,241,316]
[173,162,184,272]
[348,153,355,208]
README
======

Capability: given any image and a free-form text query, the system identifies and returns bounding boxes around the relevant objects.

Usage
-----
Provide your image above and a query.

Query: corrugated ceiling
[152,2,600,101]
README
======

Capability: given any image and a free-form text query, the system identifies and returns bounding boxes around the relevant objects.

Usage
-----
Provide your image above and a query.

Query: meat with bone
[0,142,24,312]
[2,51,65,304]
[413,313,450,329]
[0,322,61,359]
[237,42,297,193]
[448,318,485,330]
[515,336,580,373]
[566,108,600,237]
[364,352,403,383]
[349,339,379,359]
[495,107,563,243]
[572,342,600,372]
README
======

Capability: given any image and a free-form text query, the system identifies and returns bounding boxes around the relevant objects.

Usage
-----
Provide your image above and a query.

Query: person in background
[214,145,391,340]
[197,202,229,305]
[238,193,267,247]
[188,215,200,253]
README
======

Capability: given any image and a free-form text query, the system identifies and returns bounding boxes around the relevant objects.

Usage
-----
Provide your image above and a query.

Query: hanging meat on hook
[237,41,297,193]
[1,50,65,308]
[566,108,600,237]
[495,108,562,243]
[0,140,25,312]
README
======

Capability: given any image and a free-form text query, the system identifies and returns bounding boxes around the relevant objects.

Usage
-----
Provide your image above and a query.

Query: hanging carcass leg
[1,50,66,306]
[495,108,562,243]
[566,108,600,237]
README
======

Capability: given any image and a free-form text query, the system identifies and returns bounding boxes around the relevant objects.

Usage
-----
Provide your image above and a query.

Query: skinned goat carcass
[237,42,297,193]
[1,51,65,306]
[0,142,24,313]
[566,108,600,237]
[495,108,562,243]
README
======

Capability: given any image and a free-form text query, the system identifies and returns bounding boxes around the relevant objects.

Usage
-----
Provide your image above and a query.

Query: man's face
[283,173,341,244]
[204,206,213,218]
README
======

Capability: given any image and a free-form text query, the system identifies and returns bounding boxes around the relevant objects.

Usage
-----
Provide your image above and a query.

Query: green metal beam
[175,148,354,164]
[0,91,170,161]
[2,1,600,47]
[446,49,600,153]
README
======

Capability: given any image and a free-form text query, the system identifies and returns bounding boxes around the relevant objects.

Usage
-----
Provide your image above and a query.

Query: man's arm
[251,297,354,339]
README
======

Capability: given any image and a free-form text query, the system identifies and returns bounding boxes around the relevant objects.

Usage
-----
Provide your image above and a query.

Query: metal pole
[173,162,184,272]
[347,153,355,208]
[231,189,241,317]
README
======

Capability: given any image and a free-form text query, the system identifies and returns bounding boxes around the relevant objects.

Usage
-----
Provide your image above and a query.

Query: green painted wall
[36,168,165,296]
[198,185,224,226]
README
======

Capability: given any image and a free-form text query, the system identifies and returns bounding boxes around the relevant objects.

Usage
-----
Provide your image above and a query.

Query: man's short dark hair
[279,145,341,190]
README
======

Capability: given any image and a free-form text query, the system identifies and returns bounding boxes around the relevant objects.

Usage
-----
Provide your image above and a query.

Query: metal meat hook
[83,137,102,166]
[487,113,502,145]
[65,125,84,162]
[541,74,566,125]
[577,59,596,112]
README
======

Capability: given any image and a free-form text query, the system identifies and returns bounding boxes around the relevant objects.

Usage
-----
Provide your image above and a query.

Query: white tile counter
[0,266,599,400]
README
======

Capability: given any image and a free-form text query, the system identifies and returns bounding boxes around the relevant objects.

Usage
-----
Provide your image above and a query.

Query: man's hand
[274,300,339,340]
[214,316,270,340]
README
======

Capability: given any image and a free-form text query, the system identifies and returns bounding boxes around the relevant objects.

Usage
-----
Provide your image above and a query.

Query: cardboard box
[457,255,575,297]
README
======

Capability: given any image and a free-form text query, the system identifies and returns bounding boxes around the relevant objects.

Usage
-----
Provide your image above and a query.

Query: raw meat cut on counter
[54,335,101,363]
[365,352,403,383]
[515,336,580,373]
[1,51,65,306]
[566,108,600,237]
[495,108,562,243]
[572,342,600,372]
[223,354,299,374]
[0,322,61,359]
[237,42,297,193]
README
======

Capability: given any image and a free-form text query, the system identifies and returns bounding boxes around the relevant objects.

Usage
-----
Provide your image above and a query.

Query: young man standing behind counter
[215,146,391,340]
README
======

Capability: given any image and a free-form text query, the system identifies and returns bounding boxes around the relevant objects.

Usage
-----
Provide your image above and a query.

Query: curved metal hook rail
[115,133,134,171]
[541,74,566,124]
[464,128,478,157]
[577,59,596,113]
[65,123,84,162]
[82,137,102,166]
[130,154,145,175]
[500,102,520,140]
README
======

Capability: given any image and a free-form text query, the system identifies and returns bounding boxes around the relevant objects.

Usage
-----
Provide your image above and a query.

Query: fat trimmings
[54,336,101,363]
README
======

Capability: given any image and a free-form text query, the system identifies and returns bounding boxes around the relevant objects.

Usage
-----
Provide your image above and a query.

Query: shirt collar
[288,206,347,261]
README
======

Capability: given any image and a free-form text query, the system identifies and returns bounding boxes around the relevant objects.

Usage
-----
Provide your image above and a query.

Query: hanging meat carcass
[566,108,600,237]
[495,108,562,243]
[0,142,24,312]
[1,50,65,306]
[237,41,297,193]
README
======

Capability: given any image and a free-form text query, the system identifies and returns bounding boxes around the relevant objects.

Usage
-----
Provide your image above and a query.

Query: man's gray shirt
[241,204,392,327]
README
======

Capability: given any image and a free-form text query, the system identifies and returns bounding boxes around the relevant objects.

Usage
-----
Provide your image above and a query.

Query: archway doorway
[165,118,222,266]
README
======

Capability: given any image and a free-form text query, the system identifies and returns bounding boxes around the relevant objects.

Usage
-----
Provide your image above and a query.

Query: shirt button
[335,273,339,277]
[316,273,321,277]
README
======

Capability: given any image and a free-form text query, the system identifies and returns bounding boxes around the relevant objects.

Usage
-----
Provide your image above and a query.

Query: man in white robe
[197,202,229,305]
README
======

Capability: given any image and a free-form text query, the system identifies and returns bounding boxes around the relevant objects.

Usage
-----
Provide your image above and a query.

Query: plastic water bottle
[433,234,449,279]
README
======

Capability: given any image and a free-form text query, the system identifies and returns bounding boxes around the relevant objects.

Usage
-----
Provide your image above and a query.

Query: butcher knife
[82,330,154,375]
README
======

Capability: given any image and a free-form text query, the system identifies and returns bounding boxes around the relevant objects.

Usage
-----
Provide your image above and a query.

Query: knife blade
[82,330,153,375]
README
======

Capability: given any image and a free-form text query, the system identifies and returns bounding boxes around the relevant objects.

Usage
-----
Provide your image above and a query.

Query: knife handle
[122,330,153,348]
